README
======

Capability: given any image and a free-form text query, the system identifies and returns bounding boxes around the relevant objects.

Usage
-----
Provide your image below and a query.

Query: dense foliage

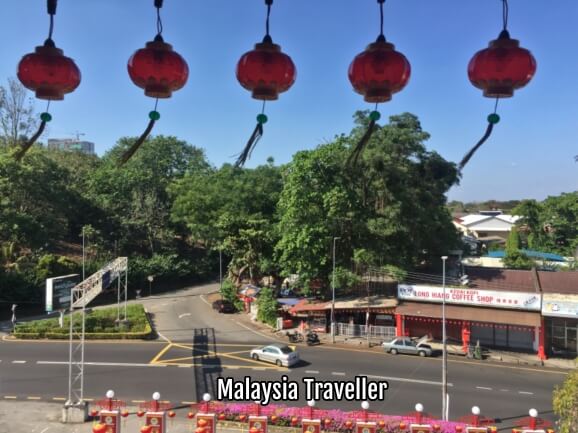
[553,366,578,433]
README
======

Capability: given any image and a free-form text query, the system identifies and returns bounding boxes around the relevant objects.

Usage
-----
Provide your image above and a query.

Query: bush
[13,303,153,339]
[257,286,278,326]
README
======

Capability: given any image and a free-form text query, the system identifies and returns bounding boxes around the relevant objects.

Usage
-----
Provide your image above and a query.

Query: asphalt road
[0,284,568,429]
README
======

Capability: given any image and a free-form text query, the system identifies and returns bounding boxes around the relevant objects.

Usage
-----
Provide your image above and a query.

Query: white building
[453,210,520,245]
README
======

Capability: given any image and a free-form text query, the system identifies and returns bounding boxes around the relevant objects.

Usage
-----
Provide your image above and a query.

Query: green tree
[276,112,459,290]
[171,161,283,284]
[256,286,278,326]
[0,78,38,148]
[503,228,535,269]
[553,367,578,433]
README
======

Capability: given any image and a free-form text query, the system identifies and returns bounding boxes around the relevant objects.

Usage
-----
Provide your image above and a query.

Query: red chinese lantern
[168,411,176,418]
[324,418,332,427]
[348,38,410,104]
[121,0,188,164]
[234,0,297,167]
[90,409,99,417]
[14,0,81,161]
[347,0,410,165]
[93,423,107,433]
[127,39,188,99]
[218,413,226,421]
[290,417,299,426]
[18,43,81,101]
[468,30,536,98]
[121,410,129,418]
[239,415,247,422]
[270,415,278,423]
[459,0,536,172]
[141,426,153,433]
[345,420,353,429]
[187,412,195,420]
[137,410,145,418]
[250,427,261,433]
[455,426,463,433]
[198,418,209,427]
[378,420,385,429]
[399,421,406,430]
[195,428,206,433]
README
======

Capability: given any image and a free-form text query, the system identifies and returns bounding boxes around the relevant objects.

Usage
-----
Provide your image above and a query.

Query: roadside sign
[45,274,79,313]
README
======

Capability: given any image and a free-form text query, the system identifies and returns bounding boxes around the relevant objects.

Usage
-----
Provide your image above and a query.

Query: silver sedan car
[250,343,300,367]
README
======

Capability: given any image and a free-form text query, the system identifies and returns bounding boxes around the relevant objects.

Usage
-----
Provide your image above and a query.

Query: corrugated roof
[465,266,578,294]
[486,250,566,262]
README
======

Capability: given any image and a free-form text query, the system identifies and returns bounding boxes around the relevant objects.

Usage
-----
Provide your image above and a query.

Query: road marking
[178,313,191,319]
[37,361,167,368]
[27,396,41,400]
[366,374,452,387]
[305,370,320,374]
[199,294,212,308]
[178,365,192,368]
[12,360,26,364]
[233,318,284,343]
[519,391,534,395]
[331,372,346,376]
[40,427,50,433]
[4,396,17,399]
[228,367,240,370]
[252,367,267,371]
[476,386,493,391]
[53,397,66,401]
[157,331,172,344]
[149,343,174,364]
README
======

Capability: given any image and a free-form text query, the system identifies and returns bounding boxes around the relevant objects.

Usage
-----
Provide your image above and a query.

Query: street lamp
[307,399,315,419]
[361,401,370,422]
[471,406,481,427]
[529,408,538,430]
[331,237,341,343]
[147,275,154,297]
[415,403,424,424]
[441,255,448,421]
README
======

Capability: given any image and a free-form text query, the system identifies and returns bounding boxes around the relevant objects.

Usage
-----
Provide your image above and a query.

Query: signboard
[145,411,166,433]
[45,274,79,313]
[249,416,268,433]
[409,425,432,433]
[302,419,321,433]
[398,284,541,311]
[542,294,578,318]
[99,409,121,433]
[356,421,376,433]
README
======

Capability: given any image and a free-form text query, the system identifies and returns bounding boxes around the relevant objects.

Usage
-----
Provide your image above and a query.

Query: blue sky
[1,1,577,202]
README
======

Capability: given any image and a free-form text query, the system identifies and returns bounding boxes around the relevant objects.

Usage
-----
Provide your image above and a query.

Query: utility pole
[331,237,340,343]
[441,255,448,421]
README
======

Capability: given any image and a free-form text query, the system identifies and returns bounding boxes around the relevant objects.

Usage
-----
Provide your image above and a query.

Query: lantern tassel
[235,122,263,167]
[120,118,156,165]
[459,113,500,171]
[347,118,376,166]
[13,119,47,162]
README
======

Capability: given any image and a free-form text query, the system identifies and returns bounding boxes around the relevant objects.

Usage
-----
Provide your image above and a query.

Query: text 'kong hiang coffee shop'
[395,267,578,359]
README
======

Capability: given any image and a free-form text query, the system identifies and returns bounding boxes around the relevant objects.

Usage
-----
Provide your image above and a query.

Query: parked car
[250,343,300,367]
[382,337,433,357]
[212,300,236,314]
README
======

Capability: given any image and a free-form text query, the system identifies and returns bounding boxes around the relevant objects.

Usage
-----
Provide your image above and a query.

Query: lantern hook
[502,0,509,31]
[155,0,164,38]
[265,0,272,38]
[46,0,57,42]
[378,0,386,40]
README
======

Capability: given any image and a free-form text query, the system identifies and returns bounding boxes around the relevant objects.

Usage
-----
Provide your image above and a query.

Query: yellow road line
[156,353,219,364]
[53,397,66,401]
[149,343,173,364]
[84,398,94,402]
[27,396,41,400]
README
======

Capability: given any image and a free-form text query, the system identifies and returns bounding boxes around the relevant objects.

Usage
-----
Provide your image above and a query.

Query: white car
[250,343,300,367]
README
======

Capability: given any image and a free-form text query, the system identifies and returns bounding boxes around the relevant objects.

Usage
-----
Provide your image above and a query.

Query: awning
[396,302,541,327]
[289,296,397,314]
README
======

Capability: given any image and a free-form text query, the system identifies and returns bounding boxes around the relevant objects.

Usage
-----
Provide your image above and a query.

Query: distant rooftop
[486,249,567,262]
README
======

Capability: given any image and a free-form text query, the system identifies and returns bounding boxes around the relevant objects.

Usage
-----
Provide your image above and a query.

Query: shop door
[567,327,577,355]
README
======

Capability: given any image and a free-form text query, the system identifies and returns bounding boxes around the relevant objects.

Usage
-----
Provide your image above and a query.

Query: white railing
[71,257,128,308]
[336,322,396,339]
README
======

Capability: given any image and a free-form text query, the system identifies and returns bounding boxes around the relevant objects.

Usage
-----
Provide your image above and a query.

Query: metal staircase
[67,257,128,407]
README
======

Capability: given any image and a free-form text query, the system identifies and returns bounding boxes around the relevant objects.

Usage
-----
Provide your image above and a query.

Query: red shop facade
[395,284,544,358]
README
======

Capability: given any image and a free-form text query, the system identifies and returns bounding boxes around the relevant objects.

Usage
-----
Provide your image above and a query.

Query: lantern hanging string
[46,0,56,41]
[155,0,163,38]
[502,0,509,31]
[378,0,386,39]
[120,99,159,165]
[458,98,500,171]
[14,101,52,162]
[265,0,272,38]
[235,101,267,167]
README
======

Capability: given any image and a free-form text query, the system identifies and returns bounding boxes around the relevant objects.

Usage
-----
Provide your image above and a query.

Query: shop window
[508,328,534,350]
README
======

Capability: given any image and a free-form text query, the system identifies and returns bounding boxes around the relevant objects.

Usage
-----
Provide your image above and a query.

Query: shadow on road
[192,327,222,402]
